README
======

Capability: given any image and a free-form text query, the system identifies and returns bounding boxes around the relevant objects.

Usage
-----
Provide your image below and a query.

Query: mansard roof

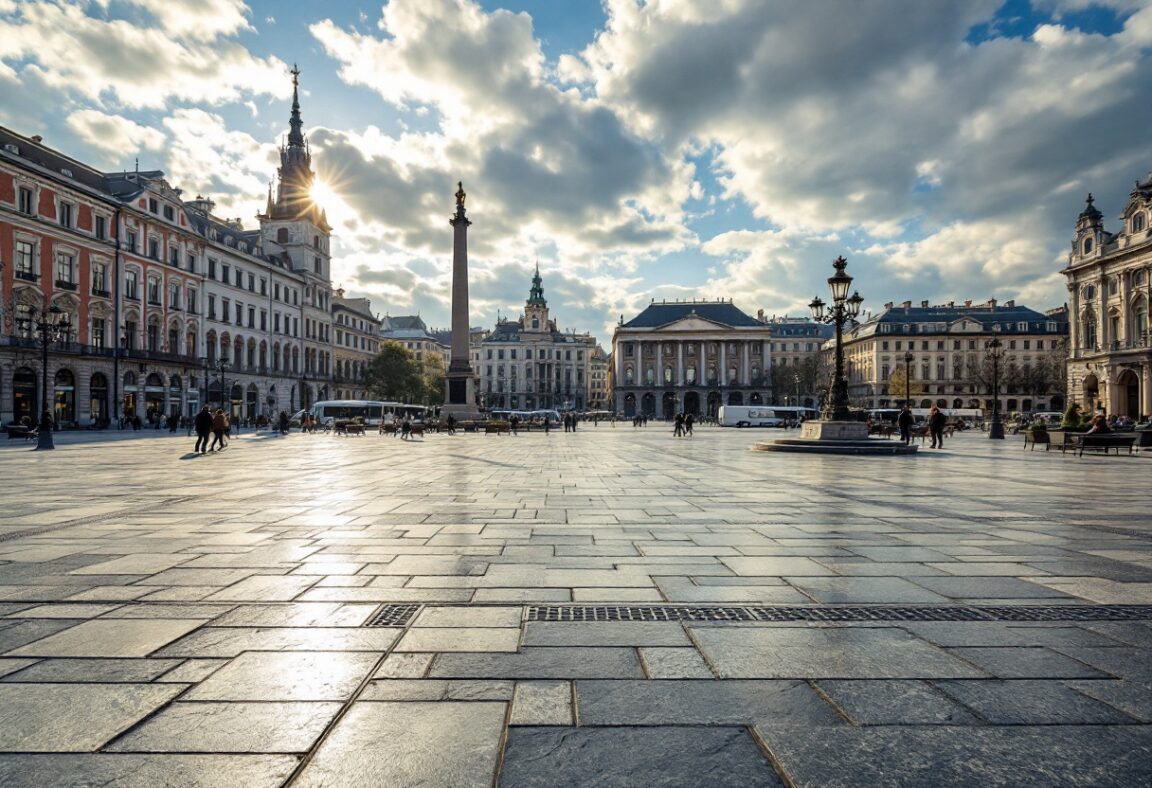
[622,300,764,329]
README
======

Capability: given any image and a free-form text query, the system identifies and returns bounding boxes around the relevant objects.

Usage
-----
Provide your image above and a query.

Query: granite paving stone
[0,683,185,751]
[757,725,1152,787]
[575,679,843,726]
[0,620,82,655]
[639,647,715,678]
[8,619,203,658]
[692,626,989,679]
[153,626,399,658]
[1,657,182,683]
[815,679,980,725]
[500,727,785,787]
[509,681,573,725]
[361,679,515,701]
[933,679,1137,724]
[107,701,342,753]
[946,647,1110,679]
[0,754,299,787]
[412,605,523,628]
[294,702,505,787]
[430,647,644,679]
[394,626,521,652]
[184,651,380,700]
[523,621,691,647]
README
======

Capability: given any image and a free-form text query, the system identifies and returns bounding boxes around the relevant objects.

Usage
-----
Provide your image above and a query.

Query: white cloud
[65,109,166,161]
[0,0,286,110]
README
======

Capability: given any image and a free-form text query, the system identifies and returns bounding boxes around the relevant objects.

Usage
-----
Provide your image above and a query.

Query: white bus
[718,405,819,428]
[306,400,428,427]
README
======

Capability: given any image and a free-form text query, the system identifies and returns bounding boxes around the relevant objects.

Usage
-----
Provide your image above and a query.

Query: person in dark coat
[928,406,946,449]
[278,411,289,435]
[194,405,213,454]
[897,406,914,445]
[209,409,229,451]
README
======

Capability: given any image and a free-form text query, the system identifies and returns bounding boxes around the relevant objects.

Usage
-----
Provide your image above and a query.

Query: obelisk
[442,182,477,419]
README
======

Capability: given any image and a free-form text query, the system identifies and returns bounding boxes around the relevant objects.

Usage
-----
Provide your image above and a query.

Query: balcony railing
[15,270,39,283]
[55,279,78,291]
[91,288,111,298]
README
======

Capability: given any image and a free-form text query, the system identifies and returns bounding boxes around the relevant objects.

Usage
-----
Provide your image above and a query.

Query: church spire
[288,63,305,148]
[527,260,546,307]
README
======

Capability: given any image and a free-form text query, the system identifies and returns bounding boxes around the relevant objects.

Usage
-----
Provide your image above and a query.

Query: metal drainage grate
[527,604,1152,623]
[365,604,421,627]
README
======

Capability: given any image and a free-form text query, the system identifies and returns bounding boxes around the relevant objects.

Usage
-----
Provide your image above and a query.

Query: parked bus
[717,405,817,428]
[306,400,428,427]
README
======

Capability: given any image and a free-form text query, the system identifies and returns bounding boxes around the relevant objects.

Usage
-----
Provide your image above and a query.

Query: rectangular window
[274,283,281,300]
[260,278,267,296]
[236,302,243,325]
[235,269,243,286]
[125,270,139,299]
[169,248,179,266]
[221,298,230,322]
[1037,340,1044,350]
[221,263,230,282]
[91,317,106,348]
[163,205,174,220]
[248,273,255,291]
[14,240,36,278]
[186,253,195,272]
[274,313,281,333]
[248,306,255,328]
[125,230,137,253]
[59,202,74,228]
[260,311,267,331]
[1023,340,1031,350]
[148,238,159,259]
[208,258,217,279]
[91,262,107,293]
[18,186,34,215]
[169,283,180,309]
[95,215,107,240]
[208,295,217,320]
[123,320,136,349]
[187,290,197,314]
[55,252,75,284]
[147,278,161,304]
[148,197,158,213]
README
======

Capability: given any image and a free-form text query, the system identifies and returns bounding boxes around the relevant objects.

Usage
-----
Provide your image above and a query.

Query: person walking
[684,413,694,436]
[673,412,685,437]
[897,405,914,445]
[278,410,289,435]
[928,405,946,449]
[209,408,229,452]
[193,405,213,454]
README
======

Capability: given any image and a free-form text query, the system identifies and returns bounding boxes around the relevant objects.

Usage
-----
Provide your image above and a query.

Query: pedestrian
[193,405,213,454]
[446,414,456,435]
[209,408,228,452]
[401,416,412,440]
[684,413,694,436]
[510,414,519,436]
[544,417,551,434]
[928,405,946,449]
[169,413,179,433]
[278,410,289,435]
[673,412,684,437]
[897,405,914,445]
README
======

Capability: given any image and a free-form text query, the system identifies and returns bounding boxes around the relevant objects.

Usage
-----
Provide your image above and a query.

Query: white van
[717,405,784,428]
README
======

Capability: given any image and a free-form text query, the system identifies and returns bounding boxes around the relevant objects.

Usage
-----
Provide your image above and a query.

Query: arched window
[1134,299,1149,344]
[664,365,673,384]
[624,367,633,384]
[1133,213,1146,234]
[1083,237,1093,254]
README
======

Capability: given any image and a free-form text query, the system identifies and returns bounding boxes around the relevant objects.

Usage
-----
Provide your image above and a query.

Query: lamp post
[809,256,864,421]
[986,336,1004,440]
[15,304,73,450]
[215,355,230,415]
[903,351,913,407]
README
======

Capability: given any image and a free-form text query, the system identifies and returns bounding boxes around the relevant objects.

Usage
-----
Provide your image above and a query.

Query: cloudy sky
[2,0,1150,345]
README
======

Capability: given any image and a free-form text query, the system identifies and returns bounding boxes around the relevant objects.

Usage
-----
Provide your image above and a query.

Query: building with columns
[0,67,334,427]
[612,300,773,419]
[475,266,596,411]
[1064,184,1152,419]
[836,299,1068,414]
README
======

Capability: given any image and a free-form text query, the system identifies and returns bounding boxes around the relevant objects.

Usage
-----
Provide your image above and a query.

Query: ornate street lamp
[809,256,863,421]
[986,336,1005,439]
[216,354,230,414]
[903,351,914,407]
[15,303,73,450]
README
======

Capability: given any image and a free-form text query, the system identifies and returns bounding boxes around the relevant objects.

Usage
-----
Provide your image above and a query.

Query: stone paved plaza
[1,425,1151,786]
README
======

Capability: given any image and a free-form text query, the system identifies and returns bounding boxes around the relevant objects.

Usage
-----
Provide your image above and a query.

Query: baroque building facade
[837,300,1068,413]
[0,68,334,427]
[332,291,380,401]
[475,266,596,411]
[1064,184,1152,418]
[612,300,773,418]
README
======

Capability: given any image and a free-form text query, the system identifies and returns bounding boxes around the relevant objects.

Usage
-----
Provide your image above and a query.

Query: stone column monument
[442,182,479,420]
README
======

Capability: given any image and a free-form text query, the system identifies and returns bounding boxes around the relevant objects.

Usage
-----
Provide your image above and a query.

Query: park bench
[1023,431,1050,451]
[5,425,36,441]
[1063,432,1137,457]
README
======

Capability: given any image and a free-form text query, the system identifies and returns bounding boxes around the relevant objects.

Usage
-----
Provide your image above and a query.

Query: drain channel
[363,603,1152,626]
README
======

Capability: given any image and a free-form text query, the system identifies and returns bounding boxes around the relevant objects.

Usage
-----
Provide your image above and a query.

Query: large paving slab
[1,427,1151,784]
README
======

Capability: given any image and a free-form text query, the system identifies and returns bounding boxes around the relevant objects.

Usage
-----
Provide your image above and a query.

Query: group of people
[192,405,231,454]
[896,405,948,448]
[672,412,695,437]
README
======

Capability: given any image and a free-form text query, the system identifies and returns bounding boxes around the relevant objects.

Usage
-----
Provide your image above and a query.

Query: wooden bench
[1023,431,1050,451]
[1064,432,1137,457]
[6,425,36,441]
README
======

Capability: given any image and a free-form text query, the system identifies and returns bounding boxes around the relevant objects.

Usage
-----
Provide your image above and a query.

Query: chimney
[1005,299,1015,308]
[901,300,912,309]
[30,135,43,144]
[884,301,893,310]
[947,301,954,307]
[756,309,765,321]
[988,298,997,309]
[964,299,972,307]
[920,300,929,308]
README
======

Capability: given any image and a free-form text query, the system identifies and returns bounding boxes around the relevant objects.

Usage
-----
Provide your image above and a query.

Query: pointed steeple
[264,183,274,217]
[288,64,305,148]
[527,260,546,307]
